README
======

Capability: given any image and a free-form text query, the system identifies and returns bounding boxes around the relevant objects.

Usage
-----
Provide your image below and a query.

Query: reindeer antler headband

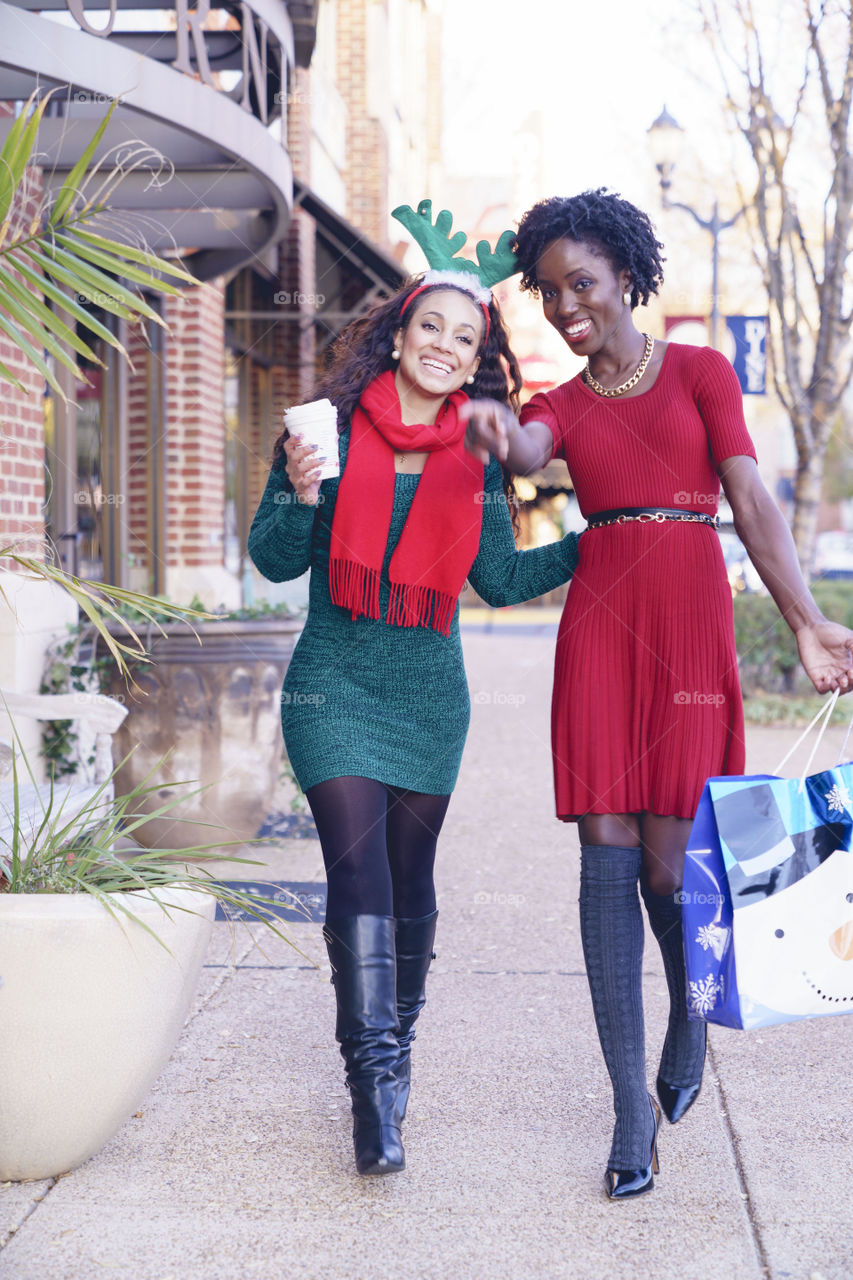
[392,200,520,341]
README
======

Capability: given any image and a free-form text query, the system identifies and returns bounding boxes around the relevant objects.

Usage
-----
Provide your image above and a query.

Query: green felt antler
[392,200,467,269]
[471,229,518,288]
[392,200,518,287]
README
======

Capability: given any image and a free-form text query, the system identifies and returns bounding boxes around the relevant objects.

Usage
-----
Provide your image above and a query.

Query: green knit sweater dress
[248,428,579,795]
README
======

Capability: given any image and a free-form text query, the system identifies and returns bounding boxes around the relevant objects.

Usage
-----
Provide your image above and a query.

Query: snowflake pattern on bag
[688,973,724,1016]
[696,923,727,958]
[824,782,851,814]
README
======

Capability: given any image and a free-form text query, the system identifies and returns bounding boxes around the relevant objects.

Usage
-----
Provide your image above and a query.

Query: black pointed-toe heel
[656,1076,701,1124]
[656,1027,707,1124]
[605,1096,661,1200]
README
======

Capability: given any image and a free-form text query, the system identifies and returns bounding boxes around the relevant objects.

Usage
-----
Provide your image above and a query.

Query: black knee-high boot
[323,915,405,1175]
[579,844,659,1193]
[393,910,438,1123]
[640,877,707,1123]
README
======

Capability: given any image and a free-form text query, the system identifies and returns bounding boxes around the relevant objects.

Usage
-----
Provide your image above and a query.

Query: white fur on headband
[422,269,492,306]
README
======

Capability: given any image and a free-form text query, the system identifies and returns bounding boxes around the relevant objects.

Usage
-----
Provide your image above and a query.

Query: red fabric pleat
[521,344,756,821]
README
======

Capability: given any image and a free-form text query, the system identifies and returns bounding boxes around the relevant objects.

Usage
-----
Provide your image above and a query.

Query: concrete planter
[0,886,215,1181]
[101,617,302,849]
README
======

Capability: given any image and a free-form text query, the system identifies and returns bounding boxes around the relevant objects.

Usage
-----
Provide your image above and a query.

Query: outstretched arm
[720,454,853,693]
[467,459,579,607]
[461,398,554,476]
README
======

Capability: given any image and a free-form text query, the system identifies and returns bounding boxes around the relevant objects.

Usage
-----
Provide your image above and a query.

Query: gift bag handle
[774,688,853,790]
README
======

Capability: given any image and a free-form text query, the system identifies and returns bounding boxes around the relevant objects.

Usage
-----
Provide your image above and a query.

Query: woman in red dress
[463,189,853,1199]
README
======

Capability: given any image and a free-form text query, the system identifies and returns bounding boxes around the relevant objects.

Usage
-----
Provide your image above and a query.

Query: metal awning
[293,181,406,294]
[224,184,406,354]
[0,0,317,279]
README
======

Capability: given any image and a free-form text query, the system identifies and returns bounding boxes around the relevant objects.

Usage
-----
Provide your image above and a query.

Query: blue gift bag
[682,694,853,1030]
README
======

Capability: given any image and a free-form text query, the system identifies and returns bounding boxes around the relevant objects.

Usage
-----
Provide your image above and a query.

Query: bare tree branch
[700,0,853,573]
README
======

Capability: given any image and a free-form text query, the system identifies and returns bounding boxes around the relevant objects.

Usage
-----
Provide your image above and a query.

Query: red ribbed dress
[520,343,757,821]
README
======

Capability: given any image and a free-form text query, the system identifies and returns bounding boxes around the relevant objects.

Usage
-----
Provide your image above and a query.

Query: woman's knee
[578,813,641,848]
[641,858,683,897]
[640,813,692,896]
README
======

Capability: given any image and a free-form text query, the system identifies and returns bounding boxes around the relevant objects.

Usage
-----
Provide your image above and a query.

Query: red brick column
[337,0,387,244]
[162,281,231,600]
[126,323,153,582]
[0,167,46,560]
[244,62,319,518]
[0,345,45,558]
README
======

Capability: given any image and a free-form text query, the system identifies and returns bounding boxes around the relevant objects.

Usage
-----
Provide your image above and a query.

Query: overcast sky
[440,0,825,214]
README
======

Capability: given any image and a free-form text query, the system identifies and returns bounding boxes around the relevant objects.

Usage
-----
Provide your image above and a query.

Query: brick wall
[337,0,387,244]
[0,167,46,559]
[163,282,226,570]
[126,323,153,580]
[242,61,320,516]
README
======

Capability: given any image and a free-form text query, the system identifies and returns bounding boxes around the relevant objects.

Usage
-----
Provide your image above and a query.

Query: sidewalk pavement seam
[201,961,670,978]
[200,962,593,975]
[0,1178,55,1253]
[0,929,261,1258]
[708,1037,773,1279]
[185,929,266,1032]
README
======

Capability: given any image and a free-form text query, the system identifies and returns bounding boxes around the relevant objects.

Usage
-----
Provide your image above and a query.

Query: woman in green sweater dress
[249,269,578,1177]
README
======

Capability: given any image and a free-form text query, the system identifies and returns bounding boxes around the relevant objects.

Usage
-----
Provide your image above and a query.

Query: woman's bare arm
[460,398,554,475]
[720,454,853,693]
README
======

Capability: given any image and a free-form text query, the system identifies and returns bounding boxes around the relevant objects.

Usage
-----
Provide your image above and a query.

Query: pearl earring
[623,290,632,306]
[391,348,400,360]
[466,374,476,384]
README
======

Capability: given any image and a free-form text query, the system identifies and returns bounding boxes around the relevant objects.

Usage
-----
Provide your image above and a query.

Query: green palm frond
[0,90,199,398]
[0,549,214,682]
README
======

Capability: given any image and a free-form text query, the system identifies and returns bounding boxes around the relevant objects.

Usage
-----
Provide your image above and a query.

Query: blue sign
[726,316,768,395]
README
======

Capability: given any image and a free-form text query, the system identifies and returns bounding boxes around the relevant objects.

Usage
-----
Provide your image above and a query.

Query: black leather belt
[586,506,719,530]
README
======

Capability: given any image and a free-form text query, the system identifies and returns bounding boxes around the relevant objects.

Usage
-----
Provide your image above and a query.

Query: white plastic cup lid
[284,399,337,426]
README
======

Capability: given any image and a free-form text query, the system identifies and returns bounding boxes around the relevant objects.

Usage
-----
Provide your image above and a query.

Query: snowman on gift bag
[707,772,853,1025]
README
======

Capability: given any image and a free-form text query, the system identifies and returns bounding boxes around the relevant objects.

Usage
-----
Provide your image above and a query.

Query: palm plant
[0,90,211,671]
[0,93,300,939]
[0,721,309,946]
[0,90,195,398]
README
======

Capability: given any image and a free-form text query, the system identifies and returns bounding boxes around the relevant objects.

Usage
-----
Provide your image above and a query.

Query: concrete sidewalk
[2,632,852,1280]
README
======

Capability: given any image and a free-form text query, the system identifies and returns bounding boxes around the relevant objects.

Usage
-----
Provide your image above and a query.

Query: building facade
[0,0,442,699]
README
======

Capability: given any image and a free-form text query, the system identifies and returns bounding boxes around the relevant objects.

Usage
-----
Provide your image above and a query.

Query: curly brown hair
[272,276,524,527]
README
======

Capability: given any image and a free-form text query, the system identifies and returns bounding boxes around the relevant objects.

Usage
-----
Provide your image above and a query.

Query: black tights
[577,812,694,894]
[306,775,451,919]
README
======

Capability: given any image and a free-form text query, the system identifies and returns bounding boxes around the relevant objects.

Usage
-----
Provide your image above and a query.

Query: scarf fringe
[329,557,380,621]
[387,582,457,637]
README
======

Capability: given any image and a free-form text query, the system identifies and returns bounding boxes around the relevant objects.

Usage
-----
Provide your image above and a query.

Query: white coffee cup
[284,399,340,480]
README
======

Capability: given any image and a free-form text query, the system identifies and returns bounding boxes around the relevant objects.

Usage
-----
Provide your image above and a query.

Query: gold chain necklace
[582,333,655,398]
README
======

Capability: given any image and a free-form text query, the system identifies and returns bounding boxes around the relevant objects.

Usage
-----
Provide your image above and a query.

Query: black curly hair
[272,277,524,527]
[512,188,665,309]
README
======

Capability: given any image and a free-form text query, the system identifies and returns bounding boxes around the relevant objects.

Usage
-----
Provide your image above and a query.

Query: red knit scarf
[328,370,485,636]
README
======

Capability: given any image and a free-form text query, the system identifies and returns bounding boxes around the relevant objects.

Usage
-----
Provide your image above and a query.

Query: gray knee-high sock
[641,878,707,1086]
[579,844,655,1168]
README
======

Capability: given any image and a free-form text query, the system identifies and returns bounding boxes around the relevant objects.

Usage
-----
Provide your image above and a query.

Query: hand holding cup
[284,434,325,506]
[282,398,340,507]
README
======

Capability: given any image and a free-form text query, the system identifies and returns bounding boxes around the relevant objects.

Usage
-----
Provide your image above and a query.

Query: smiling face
[535,237,632,357]
[733,850,853,1021]
[393,288,483,409]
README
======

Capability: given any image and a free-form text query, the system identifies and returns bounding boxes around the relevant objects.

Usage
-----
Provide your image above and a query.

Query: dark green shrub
[734,580,853,693]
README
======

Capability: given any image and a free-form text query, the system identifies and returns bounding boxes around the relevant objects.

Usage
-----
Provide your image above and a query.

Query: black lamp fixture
[646,105,746,350]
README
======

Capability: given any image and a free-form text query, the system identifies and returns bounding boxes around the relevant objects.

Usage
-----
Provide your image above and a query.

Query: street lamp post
[646,106,747,351]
